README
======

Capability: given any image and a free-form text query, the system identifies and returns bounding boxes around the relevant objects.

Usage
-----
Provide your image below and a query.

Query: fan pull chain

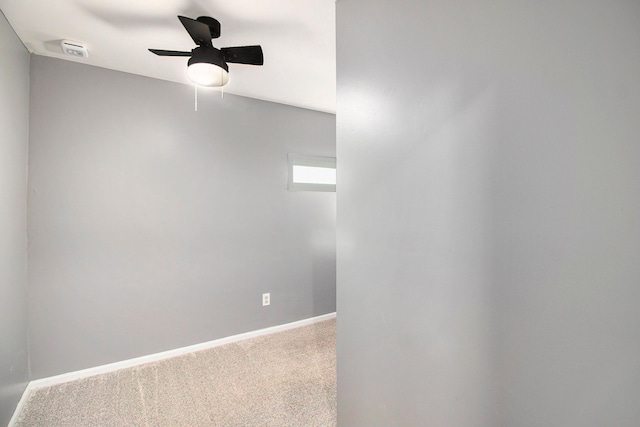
[221,68,224,99]
[194,85,198,111]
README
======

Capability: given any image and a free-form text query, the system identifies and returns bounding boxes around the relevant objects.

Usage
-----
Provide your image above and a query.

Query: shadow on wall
[313,244,337,316]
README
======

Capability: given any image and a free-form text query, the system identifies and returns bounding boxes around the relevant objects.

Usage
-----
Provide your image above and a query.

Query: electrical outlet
[262,293,270,306]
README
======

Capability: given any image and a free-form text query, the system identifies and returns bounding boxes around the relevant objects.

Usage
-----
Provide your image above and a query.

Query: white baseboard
[7,382,34,427]
[8,312,335,426]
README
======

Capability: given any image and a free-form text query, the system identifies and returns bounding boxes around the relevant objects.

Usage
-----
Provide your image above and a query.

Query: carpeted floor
[15,318,336,426]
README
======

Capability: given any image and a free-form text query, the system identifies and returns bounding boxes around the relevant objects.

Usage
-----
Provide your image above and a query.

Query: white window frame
[288,153,336,192]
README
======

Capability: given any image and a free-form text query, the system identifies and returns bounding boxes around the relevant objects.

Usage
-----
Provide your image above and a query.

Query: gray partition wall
[337,1,640,426]
[0,11,30,425]
[28,56,336,379]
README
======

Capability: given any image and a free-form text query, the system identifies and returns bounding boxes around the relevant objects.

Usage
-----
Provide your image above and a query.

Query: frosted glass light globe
[187,63,229,87]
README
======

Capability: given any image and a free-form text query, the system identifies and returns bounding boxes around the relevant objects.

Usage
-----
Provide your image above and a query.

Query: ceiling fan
[149,16,264,87]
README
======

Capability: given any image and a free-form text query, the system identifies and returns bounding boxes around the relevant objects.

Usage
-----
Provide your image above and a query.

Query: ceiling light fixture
[150,16,262,88]
[187,46,229,87]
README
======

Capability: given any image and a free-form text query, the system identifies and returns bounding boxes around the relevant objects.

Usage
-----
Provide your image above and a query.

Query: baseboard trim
[8,312,335,425]
[7,382,33,427]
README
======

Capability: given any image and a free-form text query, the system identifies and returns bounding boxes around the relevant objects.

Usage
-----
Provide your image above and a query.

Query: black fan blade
[178,15,212,46]
[149,49,192,56]
[196,16,221,39]
[221,46,264,65]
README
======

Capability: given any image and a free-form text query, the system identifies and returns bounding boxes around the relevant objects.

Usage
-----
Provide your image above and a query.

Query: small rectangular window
[288,154,336,192]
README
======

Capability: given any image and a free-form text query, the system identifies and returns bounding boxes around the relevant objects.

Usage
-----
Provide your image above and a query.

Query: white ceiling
[0,0,336,113]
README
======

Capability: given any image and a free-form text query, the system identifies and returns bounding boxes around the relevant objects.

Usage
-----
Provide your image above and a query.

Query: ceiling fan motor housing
[188,46,228,71]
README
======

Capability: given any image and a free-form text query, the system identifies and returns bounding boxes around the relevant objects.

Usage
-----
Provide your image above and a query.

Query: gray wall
[0,11,30,425]
[337,1,640,426]
[28,56,336,379]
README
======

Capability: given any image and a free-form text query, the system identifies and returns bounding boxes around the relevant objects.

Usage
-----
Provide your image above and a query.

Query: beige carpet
[15,318,336,426]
